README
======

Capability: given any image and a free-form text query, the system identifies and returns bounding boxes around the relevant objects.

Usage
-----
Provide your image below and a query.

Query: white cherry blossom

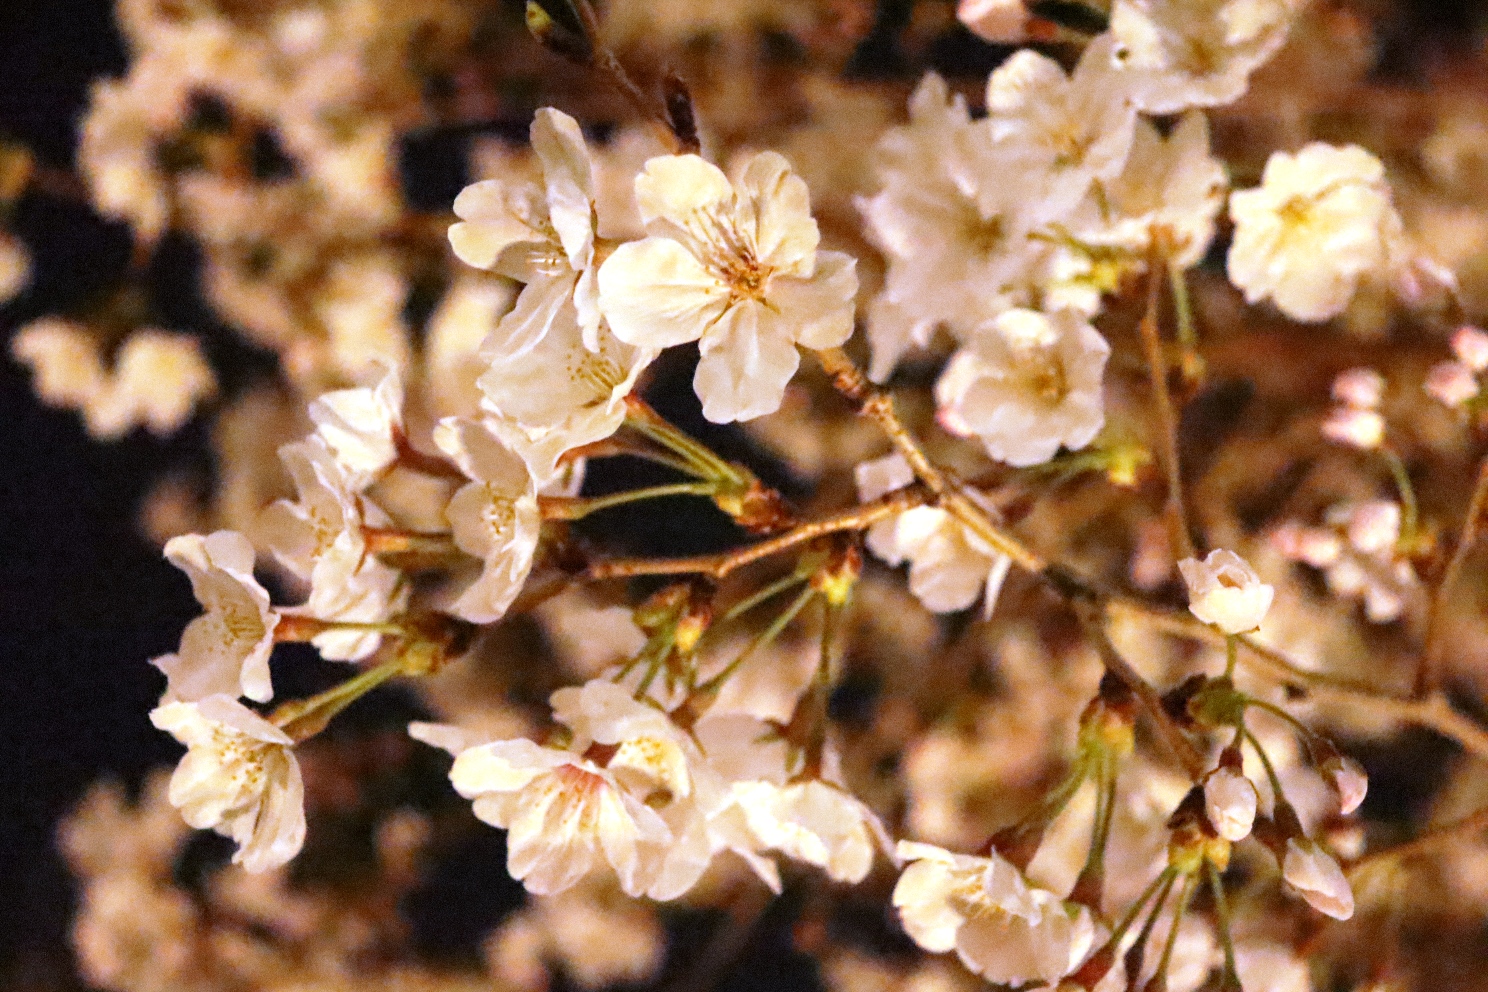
[857,453,1012,616]
[1091,111,1227,268]
[982,36,1136,222]
[598,151,857,423]
[478,299,655,483]
[1228,143,1405,323]
[731,778,891,884]
[258,437,406,660]
[1178,548,1273,634]
[152,531,278,704]
[1204,766,1258,841]
[893,842,1097,986]
[449,108,601,352]
[0,233,32,305]
[1110,0,1301,113]
[1282,838,1354,920]
[150,694,305,873]
[87,329,217,440]
[1453,325,1488,371]
[446,736,671,897]
[10,318,108,412]
[860,75,1044,339]
[434,418,542,624]
[307,363,404,488]
[957,0,1033,44]
[892,841,1034,953]
[935,309,1110,468]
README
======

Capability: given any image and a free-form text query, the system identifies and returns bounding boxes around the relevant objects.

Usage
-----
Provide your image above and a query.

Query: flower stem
[540,481,719,521]
[1419,452,1488,696]
[697,586,815,695]
[270,657,404,741]
[1224,634,1238,679]
[1206,860,1243,991]
[1167,256,1203,387]
[623,396,748,489]
[1381,446,1419,548]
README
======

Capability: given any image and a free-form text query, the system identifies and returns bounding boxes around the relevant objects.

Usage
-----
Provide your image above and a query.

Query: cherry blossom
[935,309,1110,468]
[150,694,305,873]
[1178,549,1274,634]
[857,453,1012,616]
[1110,0,1302,113]
[1228,143,1405,323]
[449,108,601,352]
[598,151,857,423]
[434,419,543,625]
[1282,838,1354,920]
[152,531,278,704]
[307,362,404,488]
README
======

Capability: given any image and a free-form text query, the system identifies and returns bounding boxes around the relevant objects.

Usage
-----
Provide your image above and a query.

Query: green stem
[542,481,719,520]
[271,658,403,741]
[1224,634,1238,680]
[1244,697,1319,742]
[1381,446,1419,548]
[698,586,815,695]
[1244,727,1288,808]
[1168,257,1202,384]
[1206,860,1242,991]
[721,573,808,624]
[1153,872,1197,988]
[624,399,747,489]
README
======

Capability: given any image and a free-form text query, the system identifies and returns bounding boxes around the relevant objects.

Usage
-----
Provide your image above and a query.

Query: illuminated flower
[307,363,404,488]
[935,309,1110,468]
[860,74,1044,338]
[450,108,601,351]
[434,419,542,624]
[598,151,857,423]
[1110,0,1301,113]
[982,35,1137,221]
[259,437,406,660]
[1282,838,1354,920]
[893,843,1097,986]
[1094,111,1227,268]
[1204,766,1258,841]
[478,301,655,483]
[152,531,278,704]
[1178,548,1273,634]
[858,453,1012,616]
[1228,143,1404,323]
[150,694,305,873]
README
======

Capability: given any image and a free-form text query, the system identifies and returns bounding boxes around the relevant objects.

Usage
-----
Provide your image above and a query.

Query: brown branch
[1419,453,1488,697]
[583,488,926,582]
[1077,603,1207,781]
[1137,251,1197,562]
[1348,804,1488,878]
[1106,598,1488,763]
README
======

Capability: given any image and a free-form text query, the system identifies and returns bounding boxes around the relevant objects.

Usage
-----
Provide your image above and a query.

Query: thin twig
[1077,604,1207,781]
[1137,252,1197,562]
[1419,453,1488,696]
[1348,804,1488,878]
[583,488,926,581]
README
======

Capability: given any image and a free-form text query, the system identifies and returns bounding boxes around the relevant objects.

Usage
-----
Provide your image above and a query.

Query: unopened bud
[809,541,862,607]
[1323,755,1368,816]
[525,0,593,64]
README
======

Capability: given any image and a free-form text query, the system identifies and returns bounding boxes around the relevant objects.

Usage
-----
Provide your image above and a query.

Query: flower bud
[1282,838,1354,920]
[1452,325,1488,372]
[1425,361,1479,408]
[1204,766,1258,842]
[1321,406,1384,450]
[1178,549,1273,635]
[1331,367,1384,409]
[1323,755,1368,816]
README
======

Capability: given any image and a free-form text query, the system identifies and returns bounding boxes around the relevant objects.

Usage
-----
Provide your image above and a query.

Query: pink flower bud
[1321,406,1384,450]
[957,0,1031,43]
[1452,325,1488,372]
[1325,756,1368,816]
[1331,367,1384,409]
[1425,361,1479,408]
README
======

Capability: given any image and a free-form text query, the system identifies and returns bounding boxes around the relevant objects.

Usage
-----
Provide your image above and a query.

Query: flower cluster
[23,1,1488,990]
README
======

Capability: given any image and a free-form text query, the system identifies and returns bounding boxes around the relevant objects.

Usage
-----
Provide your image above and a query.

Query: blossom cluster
[16,1,1488,991]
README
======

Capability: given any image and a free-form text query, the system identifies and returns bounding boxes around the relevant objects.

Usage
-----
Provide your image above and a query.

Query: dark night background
[2,0,1487,986]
